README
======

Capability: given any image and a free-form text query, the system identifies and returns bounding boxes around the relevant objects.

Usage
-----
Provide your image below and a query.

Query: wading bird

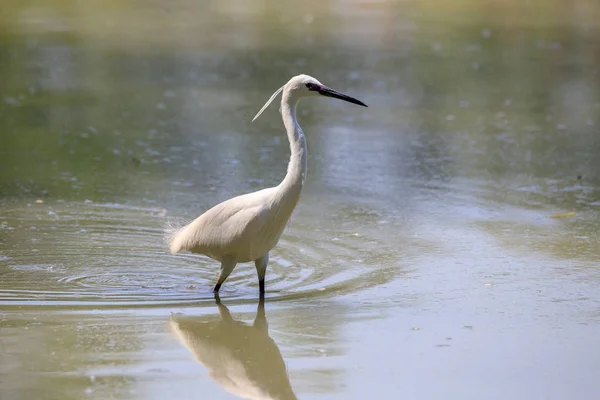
[166,74,367,295]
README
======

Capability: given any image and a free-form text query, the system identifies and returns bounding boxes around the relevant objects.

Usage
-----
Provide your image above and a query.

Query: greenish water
[1,1,599,399]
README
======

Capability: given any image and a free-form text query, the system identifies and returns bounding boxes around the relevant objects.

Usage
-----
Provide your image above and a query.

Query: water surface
[1,1,600,399]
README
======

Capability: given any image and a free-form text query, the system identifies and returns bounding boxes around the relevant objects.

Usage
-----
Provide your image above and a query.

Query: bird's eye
[305,83,316,90]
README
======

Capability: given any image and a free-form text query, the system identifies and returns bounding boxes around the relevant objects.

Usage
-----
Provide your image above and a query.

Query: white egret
[166,74,367,295]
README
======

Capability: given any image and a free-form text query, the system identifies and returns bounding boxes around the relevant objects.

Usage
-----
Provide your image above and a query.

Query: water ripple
[0,200,401,308]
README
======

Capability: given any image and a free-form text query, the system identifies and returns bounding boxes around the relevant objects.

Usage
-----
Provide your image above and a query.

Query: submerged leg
[254,253,269,296]
[216,302,234,323]
[253,296,268,332]
[213,256,237,293]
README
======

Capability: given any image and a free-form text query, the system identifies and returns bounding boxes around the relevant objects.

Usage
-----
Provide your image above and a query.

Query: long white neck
[277,91,307,197]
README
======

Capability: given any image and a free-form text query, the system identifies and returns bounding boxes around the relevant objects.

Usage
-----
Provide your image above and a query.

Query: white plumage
[166,74,367,295]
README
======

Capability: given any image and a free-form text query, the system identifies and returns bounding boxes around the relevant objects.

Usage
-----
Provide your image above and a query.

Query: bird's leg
[213,256,237,293]
[254,253,269,296]
[213,292,222,304]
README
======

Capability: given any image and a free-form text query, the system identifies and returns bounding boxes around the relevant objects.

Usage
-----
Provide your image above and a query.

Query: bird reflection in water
[170,297,297,400]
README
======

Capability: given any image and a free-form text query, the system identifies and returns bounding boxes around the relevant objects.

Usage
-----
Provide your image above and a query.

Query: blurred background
[1,0,599,203]
[1,1,599,399]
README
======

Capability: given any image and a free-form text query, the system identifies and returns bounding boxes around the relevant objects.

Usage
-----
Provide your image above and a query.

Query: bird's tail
[164,218,189,254]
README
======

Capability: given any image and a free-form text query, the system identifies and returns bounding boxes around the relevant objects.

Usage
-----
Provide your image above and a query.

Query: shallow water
[1,1,600,399]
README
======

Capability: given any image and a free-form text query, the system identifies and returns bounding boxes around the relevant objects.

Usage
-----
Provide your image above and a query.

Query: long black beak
[317,86,368,107]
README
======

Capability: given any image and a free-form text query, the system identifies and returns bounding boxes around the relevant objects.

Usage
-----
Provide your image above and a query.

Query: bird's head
[252,74,367,122]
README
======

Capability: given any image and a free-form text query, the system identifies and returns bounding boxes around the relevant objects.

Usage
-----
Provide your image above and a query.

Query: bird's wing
[206,197,271,243]
[169,189,274,253]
